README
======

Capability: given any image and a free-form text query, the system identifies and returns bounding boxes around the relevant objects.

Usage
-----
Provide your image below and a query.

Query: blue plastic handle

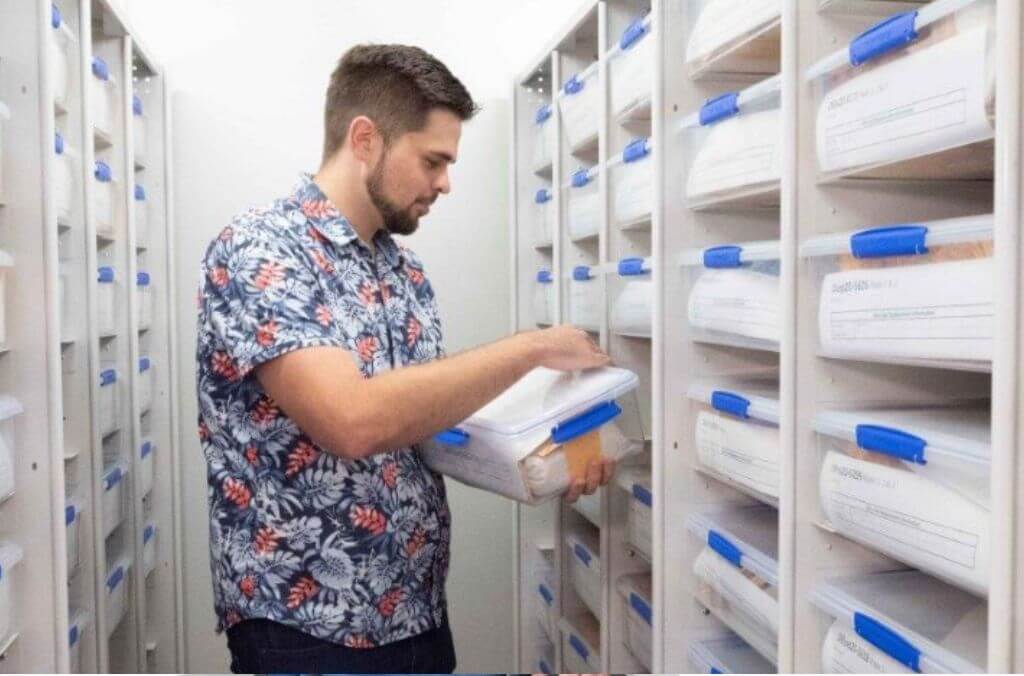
[99,368,116,386]
[91,56,110,81]
[569,634,589,661]
[137,271,151,286]
[534,188,551,204]
[850,225,928,259]
[551,401,622,445]
[106,565,124,590]
[573,543,592,567]
[632,483,652,508]
[620,17,648,50]
[55,132,65,155]
[535,104,552,124]
[434,428,470,447]
[563,74,584,96]
[855,424,927,465]
[539,658,552,674]
[536,270,553,284]
[700,92,740,126]
[94,160,112,182]
[710,668,723,675]
[68,624,79,647]
[104,467,123,490]
[140,441,153,458]
[849,11,919,67]
[703,245,743,269]
[854,611,922,672]
[139,357,151,372]
[711,391,751,419]
[571,168,592,188]
[65,504,76,526]
[144,524,155,543]
[573,265,593,282]
[97,266,115,283]
[618,257,648,276]
[538,583,554,606]
[630,591,653,626]
[51,3,62,29]
[133,94,144,117]
[623,137,651,163]
[135,184,147,201]
[708,529,742,568]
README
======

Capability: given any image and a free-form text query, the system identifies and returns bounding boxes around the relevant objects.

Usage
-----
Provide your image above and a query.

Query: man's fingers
[584,459,602,495]
[564,479,584,503]
[601,458,617,485]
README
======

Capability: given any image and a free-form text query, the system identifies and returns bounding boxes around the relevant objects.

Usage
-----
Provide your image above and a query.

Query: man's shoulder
[203,197,306,266]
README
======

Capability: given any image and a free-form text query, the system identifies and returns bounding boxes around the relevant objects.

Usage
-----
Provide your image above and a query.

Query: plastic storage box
[143,522,157,576]
[611,138,653,229]
[806,0,995,181]
[559,63,600,151]
[532,104,555,172]
[102,461,128,537]
[138,356,153,412]
[94,160,116,237]
[134,184,149,247]
[610,257,653,338]
[0,542,23,641]
[139,439,155,496]
[97,366,118,436]
[568,265,601,332]
[565,528,602,618]
[96,266,117,335]
[567,167,600,241]
[685,0,781,77]
[533,545,558,641]
[688,382,780,504]
[559,612,602,673]
[533,188,553,247]
[617,573,653,670]
[616,466,652,559]
[680,240,781,351]
[105,558,131,635]
[571,488,601,527]
[65,498,82,573]
[55,133,76,225]
[812,570,986,673]
[0,251,13,349]
[424,366,642,503]
[687,505,779,664]
[68,610,89,673]
[133,94,147,159]
[533,269,554,326]
[801,214,993,370]
[0,397,22,504]
[50,4,75,108]
[688,634,776,674]
[609,15,654,118]
[90,56,116,137]
[137,271,153,330]
[681,76,782,209]
[814,406,990,597]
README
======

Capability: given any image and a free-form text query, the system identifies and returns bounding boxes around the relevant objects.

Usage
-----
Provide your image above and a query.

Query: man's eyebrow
[429,151,456,164]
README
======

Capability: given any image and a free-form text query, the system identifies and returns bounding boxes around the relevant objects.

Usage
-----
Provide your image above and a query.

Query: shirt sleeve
[200,221,342,378]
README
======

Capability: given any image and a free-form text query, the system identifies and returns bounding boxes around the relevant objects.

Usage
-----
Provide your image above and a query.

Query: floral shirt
[195,174,450,648]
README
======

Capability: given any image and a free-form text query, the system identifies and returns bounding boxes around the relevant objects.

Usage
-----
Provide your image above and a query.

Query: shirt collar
[292,173,404,270]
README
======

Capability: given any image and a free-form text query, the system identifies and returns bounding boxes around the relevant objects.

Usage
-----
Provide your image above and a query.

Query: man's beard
[367,154,420,236]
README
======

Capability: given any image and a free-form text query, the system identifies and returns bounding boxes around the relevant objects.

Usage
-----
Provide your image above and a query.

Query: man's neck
[313,165,382,248]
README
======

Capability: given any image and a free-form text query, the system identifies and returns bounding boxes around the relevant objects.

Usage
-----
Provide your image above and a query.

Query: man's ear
[348,116,380,164]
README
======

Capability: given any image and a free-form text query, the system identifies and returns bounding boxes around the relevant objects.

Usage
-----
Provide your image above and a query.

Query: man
[196,44,617,673]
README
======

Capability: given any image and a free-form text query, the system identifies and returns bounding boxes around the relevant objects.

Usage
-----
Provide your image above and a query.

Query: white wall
[113,0,582,671]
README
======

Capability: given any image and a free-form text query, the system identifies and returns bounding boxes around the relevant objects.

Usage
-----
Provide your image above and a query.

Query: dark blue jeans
[226,618,457,674]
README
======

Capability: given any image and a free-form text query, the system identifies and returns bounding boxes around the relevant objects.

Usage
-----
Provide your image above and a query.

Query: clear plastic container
[609,15,654,118]
[97,367,119,437]
[687,382,780,504]
[50,4,75,108]
[812,570,986,673]
[610,138,653,229]
[143,522,157,576]
[533,270,554,326]
[133,94,147,159]
[571,488,601,527]
[617,573,653,671]
[65,498,82,574]
[565,528,602,618]
[424,366,643,504]
[801,214,993,371]
[139,439,155,497]
[686,505,779,665]
[815,406,990,597]
[134,183,149,247]
[680,240,781,352]
[54,133,77,225]
[680,76,782,210]
[566,167,600,241]
[68,610,90,673]
[559,63,600,151]
[533,188,553,247]
[105,557,132,635]
[0,251,12,350]
[559,612,602,673]
[532,104,555,173]
[0,102,9,202]
[533,546,558,642]
[96,266,117,335]
[610,257,653,338]
[102,461,128,537]
[94,160,117,237]
[90,56,117,137]
[0,397,22,504]
[616,466,652,560]
[138,356,153,413]
[684,0,781,78]
[568,265,601,332]
[806,0,995,181]
[0,542,23,640]
[689,634,777,673]
[137,271,153,330]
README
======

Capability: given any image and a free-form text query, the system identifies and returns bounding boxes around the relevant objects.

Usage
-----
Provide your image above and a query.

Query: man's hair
[323,44,479,162]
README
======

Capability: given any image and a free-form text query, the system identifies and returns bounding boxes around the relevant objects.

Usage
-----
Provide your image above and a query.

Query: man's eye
[426,159,440,170]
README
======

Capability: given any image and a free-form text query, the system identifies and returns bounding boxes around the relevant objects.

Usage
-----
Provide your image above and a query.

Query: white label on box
[687,109,782,200]
[819,257,993,362]
[822,619,913,674]
[817,26,992,174]
[689,268,781,343]
[696,410,779,498]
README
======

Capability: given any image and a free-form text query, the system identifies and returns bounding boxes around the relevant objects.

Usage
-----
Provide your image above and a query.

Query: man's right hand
[527,325,611,372]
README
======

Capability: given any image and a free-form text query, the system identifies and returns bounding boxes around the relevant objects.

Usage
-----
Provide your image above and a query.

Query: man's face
[366,108,462,236]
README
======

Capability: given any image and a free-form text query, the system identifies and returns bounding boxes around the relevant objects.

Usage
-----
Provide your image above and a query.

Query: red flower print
[315,304,332,327]
[285,440,319,478]
[310,248,335,274]
[355,336,379,363]
[254,261,286,290]
[198,421,210,442]
[344,635,375,650]
[405,527,427,557]
[256,319,279,347]
[377,588,404,617]
[350,505,387,536]
[308,226,329,245]
[222,477,251,509]
[357,281,378,307]
[219,227,234,241]
[253,526,280,555]
[300,199,337,221]
[209,266,229,288]
[405,264,425,286]
[244,446,259,466]
[250,396,280,425]
[406,315,421,348]
[211,351,240,381]
[239,575,256,598]
[381,461,398,489]
[286,575,320,609]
